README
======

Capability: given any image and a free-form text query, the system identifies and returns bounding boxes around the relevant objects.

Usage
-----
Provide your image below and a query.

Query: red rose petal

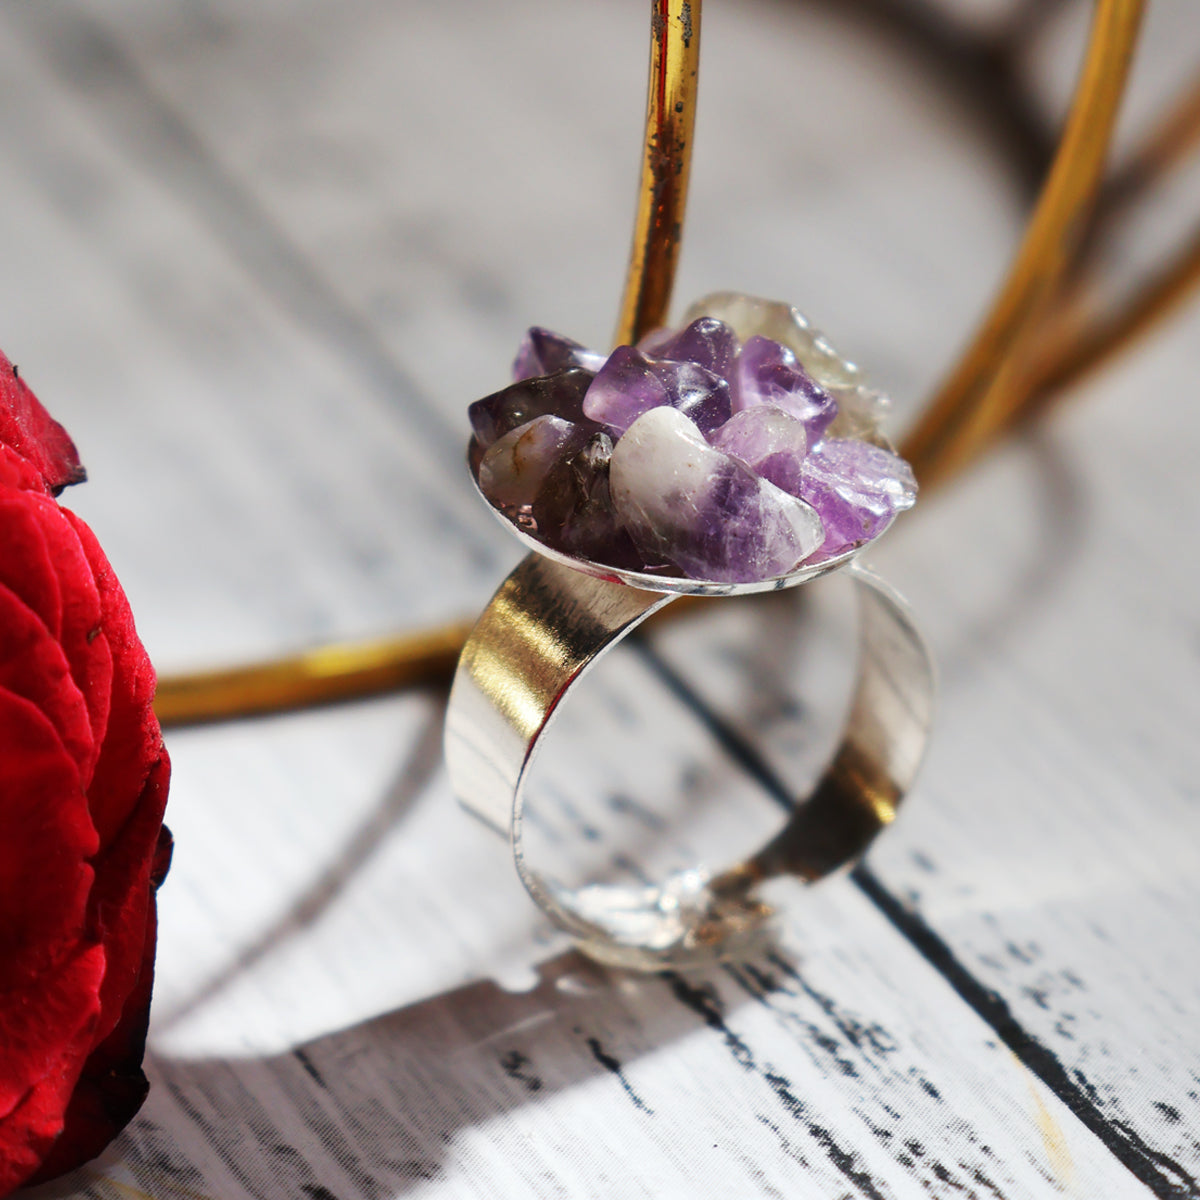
[151,824,174,889]
[61,513,160,851]
[27,841,168,1187]
[0,355,85,495]
[0,379,171,1188]
[87,753,170,1048]
[0,489,62,637]
[0,488,113,791]
[0,942,105,1121]
[0,444,48,494]
[0,692,97,1004]
[0,693,101,1139]
[0,581,95,789]
[17,491,112,789]
[0,942,105,1196]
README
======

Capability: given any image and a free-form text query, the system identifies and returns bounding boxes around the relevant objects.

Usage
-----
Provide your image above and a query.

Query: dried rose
[0,355,171,1193]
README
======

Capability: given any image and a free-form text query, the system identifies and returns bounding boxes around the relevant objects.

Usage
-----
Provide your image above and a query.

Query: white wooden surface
[4,1,1199,1197]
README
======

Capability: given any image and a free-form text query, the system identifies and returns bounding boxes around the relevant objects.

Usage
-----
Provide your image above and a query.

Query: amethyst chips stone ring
[444,293,935,970]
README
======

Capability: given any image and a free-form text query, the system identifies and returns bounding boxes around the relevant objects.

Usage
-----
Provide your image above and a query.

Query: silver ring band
[445,552,934,970]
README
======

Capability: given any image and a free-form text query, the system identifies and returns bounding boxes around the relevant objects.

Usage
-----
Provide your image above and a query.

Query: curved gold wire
[1102,69,1200,216]
[155,0,1166,729]
[1013,66,1200,411]
[901,0,1145,490]
[1023,222,1200,412]
[153,622,472,726]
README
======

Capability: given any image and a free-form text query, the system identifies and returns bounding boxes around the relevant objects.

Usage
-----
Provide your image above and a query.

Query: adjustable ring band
[445,551,935,971]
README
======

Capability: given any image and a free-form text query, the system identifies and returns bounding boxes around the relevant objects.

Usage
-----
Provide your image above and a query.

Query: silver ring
[445,550,934,971]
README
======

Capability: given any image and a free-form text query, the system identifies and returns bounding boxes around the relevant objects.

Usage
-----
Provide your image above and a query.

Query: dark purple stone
[530,431,646,570]
[737,336,837,440]
[665,361,734,436]
[513,328,606,382]
[583,346,732,436]
[799,438,917,559]
[469,368,593,448]
[639,317,739,382]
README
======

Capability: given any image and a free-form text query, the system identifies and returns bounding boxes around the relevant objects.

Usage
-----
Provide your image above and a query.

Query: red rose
[0,356,170,1193]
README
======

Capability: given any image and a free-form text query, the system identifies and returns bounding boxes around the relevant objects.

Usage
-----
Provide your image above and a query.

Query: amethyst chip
[610,408,823,583]
[736,336,837,440]
[799,439,917,559]
[513,328,606,382]
[711,406,808,495]
[478,415,590,512]
[530,431,646,569]
[639,317,739,382]
[582,346,732,437]
[469,368,593,448]
[471,299,916,583]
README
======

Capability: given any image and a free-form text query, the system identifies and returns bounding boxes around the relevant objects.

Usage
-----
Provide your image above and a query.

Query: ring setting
[446,294,934,970]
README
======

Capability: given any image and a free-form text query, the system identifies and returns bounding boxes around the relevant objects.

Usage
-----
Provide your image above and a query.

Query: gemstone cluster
[468,293,916,584]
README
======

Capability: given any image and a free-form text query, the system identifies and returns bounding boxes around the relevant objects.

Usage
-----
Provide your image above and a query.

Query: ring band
[445,551,934,971]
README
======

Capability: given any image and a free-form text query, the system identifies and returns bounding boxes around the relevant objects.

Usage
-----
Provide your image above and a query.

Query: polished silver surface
[445,552,935,971]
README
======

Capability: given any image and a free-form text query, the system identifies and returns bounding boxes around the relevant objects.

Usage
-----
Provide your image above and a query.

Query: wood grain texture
[3,1,1197,1197]
[646,327,1200,1192]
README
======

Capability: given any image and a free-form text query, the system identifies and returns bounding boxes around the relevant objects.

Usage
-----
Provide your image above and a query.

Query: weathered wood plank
[28,691,1159,1200]
[641,306,1200,1194]
[0,6,508,672]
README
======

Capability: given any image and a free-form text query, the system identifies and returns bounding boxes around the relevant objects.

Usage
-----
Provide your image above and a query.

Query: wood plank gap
[633,638,1197,1200]
[850,865,1199,1200]
[6,5,465,470]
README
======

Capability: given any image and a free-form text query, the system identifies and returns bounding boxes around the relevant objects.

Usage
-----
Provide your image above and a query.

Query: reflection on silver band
[445,552,934,971]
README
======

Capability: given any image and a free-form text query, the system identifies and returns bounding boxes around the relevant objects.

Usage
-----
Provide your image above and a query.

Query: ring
[445,293,935,970]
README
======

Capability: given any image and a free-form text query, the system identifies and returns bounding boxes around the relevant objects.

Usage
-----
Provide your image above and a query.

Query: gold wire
[1022,222,1200,412]
[1010,66,1200,409]
[902,0,1145,490]
[158,0,706,727]
[614,0,702,346]
[1103,69,1200,213]
[155,0,1164,728]
[153,623,472,726]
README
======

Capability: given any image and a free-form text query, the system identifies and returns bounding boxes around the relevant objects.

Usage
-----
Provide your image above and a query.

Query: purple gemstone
[584,347,732,436]
[513,328,606,382]
[582,346,668,433]
[639,317,739,381]
[475,304,916,583]
[737,336,837,440]
[531,431,646,570]
[478,415,589,512]
[710,406,808,495]
[529,430,611,542]
[469,368,593,448]
[609,407,824,583]
[664,360,734,436]
[799,438,917,558]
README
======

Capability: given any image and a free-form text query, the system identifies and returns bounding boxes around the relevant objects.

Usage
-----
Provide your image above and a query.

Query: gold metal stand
[155,0,1200,729]
[903,0,1145,488]
[615,0,701,348]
